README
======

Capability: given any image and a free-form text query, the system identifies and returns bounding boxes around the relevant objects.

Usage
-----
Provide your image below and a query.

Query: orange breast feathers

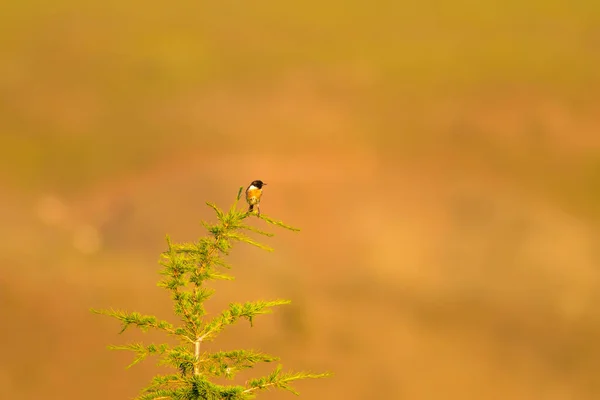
[246,187,262,205]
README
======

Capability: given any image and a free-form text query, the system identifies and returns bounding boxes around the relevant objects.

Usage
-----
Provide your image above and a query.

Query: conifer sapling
[92,187,330,399]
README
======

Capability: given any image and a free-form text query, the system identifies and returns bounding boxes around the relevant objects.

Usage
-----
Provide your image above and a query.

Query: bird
[246,180,266,216]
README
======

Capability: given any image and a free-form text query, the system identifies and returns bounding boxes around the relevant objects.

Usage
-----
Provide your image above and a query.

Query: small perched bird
[246,180,266,216]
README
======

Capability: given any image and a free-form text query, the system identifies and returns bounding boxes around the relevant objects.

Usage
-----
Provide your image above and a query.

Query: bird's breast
[246,188,262,204]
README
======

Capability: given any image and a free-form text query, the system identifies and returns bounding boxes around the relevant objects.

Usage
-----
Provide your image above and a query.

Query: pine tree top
[92,187,331,399]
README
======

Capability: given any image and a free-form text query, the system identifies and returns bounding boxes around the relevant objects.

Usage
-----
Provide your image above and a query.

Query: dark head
[250,180,266,189]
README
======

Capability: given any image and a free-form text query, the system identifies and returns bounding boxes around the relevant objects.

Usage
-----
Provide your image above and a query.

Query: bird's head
[250,180,266,189]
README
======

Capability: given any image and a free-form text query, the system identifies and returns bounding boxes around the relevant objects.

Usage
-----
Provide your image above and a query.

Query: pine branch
[244,365,332,395]
[257,214,300,232]
[227,231,274,252]
[200,350,278,378]
[140,376,249,400]
[91,308,193,342]
[107,343,170,368]
[199,300,291,342]
[140,374,187,399]
[238,224,275,237]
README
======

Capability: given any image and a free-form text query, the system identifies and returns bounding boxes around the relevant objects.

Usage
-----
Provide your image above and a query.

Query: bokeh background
[2,1,600,399]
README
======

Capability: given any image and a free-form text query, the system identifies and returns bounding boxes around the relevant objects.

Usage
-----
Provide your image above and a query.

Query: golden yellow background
[1,1,600,399]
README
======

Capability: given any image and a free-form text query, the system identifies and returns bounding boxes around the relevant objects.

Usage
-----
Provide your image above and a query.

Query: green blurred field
[1,1,600,399]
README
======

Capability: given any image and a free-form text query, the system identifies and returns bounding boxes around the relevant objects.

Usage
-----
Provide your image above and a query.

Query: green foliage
[92,187,330,399]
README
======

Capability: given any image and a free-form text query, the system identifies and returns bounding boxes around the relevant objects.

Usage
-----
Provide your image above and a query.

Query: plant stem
[194,338,201,375]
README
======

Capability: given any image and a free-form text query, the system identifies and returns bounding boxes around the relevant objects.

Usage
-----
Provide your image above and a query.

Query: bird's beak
[263,183,267,185]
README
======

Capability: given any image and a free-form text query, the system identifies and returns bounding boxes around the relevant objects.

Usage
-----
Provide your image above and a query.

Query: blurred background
[1,1,600,399]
